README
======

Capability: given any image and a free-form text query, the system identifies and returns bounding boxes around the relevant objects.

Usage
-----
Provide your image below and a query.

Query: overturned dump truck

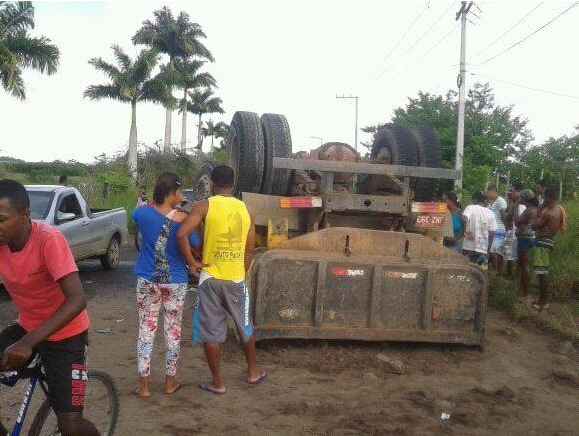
[195,111,487,347]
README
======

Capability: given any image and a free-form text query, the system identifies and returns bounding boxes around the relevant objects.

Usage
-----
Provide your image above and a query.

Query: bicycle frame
[0,357,44,436]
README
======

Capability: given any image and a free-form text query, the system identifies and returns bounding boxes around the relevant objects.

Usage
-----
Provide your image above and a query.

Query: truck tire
[260,113,292,195]
[371,126,418,167]
[101,236,120,270]
[195,161,215,200]
[227,111,265,194]
[408,126,443,201]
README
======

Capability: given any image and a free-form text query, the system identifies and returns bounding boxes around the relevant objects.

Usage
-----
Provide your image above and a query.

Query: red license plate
[415,214,446,228]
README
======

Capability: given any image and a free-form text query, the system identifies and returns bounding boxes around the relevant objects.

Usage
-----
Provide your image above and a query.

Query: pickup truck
[26,185,128,270]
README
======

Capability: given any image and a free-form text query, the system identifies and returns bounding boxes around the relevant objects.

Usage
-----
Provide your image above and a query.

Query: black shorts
[0,324,88,413]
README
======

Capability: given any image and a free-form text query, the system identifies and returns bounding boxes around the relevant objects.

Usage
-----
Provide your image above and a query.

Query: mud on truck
[194,112,487,348]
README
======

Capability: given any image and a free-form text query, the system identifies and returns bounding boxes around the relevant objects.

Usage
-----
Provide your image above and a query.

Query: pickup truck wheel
[227,111,265,195]
[195,161,215,201]
[101,237,120,270]
[408,126,443,201]
[260,113,292,195]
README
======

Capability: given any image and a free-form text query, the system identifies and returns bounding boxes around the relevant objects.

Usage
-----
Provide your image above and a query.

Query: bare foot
[165,376,182,394]
[134,387,150,398]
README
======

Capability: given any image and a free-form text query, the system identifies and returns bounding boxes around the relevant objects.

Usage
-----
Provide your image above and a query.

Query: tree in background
[84,46,173,180]
[182,87,224,150]
[201,119,229,152]
[173,57,216,152]
[363,83,533,193]
[0,1,59,99]
[133,6,214,153]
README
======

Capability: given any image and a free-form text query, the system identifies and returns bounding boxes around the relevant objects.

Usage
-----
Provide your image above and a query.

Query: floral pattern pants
[136,277,187,377]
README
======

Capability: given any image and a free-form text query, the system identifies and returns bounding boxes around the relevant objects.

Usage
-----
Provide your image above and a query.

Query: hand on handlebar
[0,340,33,371]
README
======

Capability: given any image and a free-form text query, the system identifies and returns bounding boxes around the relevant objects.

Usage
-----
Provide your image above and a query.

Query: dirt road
[1,245,578,436]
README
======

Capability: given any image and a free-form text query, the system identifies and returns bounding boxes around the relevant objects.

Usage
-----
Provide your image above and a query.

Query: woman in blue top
[443,191,463,251]
[133,172,201,398]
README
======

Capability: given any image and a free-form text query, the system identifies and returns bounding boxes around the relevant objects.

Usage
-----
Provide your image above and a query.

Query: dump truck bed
[249,228,487,347]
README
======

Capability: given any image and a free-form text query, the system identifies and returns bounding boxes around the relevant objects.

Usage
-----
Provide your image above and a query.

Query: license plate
[415,214,446,228]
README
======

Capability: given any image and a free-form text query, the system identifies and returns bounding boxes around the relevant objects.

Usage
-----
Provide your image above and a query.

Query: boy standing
[462,191,498,269]
[177,166,265,394]
[531,188,565,310]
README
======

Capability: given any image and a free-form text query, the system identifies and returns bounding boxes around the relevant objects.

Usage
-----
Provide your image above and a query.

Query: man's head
[544,187,558,204]
[472,190,486,205]
[507,181,524,201]
[59,175,68,186]
[485,186,499,201]
[535,179,547,196]
[519,189,537,206]
[211,165,235,194]
[139,185,147,195]
[153,172,182,207]
[0,179,31,245]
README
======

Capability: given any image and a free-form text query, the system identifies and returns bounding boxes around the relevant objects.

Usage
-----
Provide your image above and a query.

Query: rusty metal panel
[324,192,408,214]
[249,228,487,346]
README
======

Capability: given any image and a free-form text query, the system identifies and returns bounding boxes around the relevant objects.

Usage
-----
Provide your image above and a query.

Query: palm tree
[84,45,172,180]
[173,57,216,152]
[183,88,224,150]
[0,1,59,99]
[201,120,229,151]
[133,6,214,153]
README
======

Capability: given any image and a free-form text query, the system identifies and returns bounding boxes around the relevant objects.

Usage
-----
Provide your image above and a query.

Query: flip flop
[198,380,226,395]
[247,370,267,386]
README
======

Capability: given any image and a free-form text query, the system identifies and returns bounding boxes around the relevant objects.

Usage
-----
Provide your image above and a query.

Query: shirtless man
[531,188,565,310]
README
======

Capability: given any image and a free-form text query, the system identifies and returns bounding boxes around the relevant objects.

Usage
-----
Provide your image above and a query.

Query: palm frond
[87,56,122,81]
[83,84,128,102]
[0,1,34,36]
[111,44,132,71]
[0,53,24,99]
[130,47,159,84]
[4,32,59,74]
[140,74,175,106]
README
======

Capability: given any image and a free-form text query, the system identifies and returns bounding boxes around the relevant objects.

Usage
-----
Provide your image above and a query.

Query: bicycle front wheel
[28,370,119,436]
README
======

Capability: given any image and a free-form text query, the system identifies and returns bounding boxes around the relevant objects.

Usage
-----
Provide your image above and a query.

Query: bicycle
[0,354,119,436]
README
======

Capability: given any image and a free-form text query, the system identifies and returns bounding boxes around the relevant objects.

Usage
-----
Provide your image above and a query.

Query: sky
[1,0,579,163]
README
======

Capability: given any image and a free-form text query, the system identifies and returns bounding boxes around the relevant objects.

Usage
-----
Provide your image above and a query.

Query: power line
[470,72,579,100]
[375,2,457,81]
[366,1,431,81]
[475,2,579,66]
[384,23,458,84]
[471,2,544,59]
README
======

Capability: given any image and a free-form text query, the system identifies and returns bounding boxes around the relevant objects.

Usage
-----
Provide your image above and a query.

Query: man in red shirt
[0,180,98,436]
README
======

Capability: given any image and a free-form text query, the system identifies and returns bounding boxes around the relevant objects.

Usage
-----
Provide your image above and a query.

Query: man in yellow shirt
[177,165,265,394]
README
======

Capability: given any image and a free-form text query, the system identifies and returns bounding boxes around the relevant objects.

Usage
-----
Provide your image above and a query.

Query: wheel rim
[109,240,119,265]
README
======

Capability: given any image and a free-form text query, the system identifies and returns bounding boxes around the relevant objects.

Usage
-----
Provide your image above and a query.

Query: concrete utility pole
[454,1,473,192]
[336,94,359,158]
[310,136,323,147]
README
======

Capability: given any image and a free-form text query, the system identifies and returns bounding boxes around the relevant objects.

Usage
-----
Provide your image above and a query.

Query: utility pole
[336,94,359,159]
[310,136,323,147]
[454,1,473,192]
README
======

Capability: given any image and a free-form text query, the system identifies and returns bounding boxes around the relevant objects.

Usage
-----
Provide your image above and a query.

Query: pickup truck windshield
[28,191,54,220]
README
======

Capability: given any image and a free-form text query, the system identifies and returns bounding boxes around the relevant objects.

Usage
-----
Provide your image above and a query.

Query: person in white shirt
[461,191,498,269]
[485,186,508,272]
